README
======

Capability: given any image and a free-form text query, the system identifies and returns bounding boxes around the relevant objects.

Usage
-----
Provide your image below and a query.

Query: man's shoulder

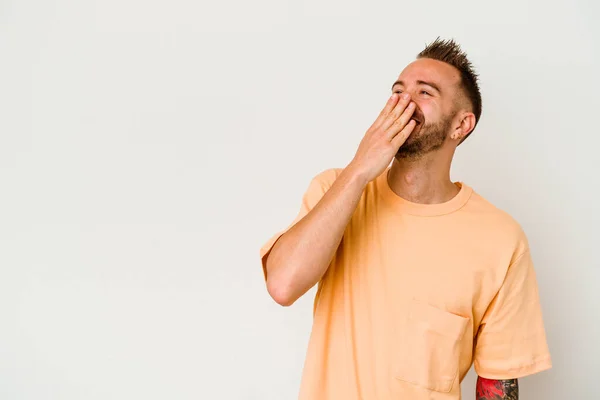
[465,187,529,249]
[310,167,345,187]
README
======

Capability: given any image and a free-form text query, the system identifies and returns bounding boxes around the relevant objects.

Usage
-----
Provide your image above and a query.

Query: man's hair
[417,37,482,144]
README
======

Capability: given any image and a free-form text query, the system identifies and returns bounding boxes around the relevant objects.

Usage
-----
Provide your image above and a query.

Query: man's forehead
[396,58,461,87]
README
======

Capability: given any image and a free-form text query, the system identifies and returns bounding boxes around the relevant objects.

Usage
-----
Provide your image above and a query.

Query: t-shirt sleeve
[473,248,552,379]
[259,168,342,282]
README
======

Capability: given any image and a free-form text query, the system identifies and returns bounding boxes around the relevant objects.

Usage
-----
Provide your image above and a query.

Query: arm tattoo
[476,376,519,400]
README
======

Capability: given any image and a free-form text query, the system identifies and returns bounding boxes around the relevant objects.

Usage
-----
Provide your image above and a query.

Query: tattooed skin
[476,377,519,400]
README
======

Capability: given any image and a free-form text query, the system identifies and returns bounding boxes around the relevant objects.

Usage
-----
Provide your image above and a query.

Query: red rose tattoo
[476,377,518,400]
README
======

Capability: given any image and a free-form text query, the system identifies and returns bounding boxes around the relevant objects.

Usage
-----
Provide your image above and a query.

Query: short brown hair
[417,37,482,144]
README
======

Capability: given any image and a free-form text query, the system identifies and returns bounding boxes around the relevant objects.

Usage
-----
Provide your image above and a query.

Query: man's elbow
[266,277,297,307]
[264,253,299,306]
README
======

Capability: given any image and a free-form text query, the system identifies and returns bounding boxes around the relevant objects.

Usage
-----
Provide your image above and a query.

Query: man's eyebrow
[391,80,442,94]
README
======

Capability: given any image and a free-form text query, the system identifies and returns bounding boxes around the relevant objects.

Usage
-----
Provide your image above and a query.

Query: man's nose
[406,88,420,100]
[404,90,420,104]
[405,92,423,117]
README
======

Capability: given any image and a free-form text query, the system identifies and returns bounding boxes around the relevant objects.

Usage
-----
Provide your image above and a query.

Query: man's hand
[347,92,417,184]
[476,376,519,400]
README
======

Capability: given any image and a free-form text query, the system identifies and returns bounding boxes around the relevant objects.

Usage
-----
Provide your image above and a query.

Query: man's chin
[405,124,424,143]
[395,139,423,159]
[395,148,422,160]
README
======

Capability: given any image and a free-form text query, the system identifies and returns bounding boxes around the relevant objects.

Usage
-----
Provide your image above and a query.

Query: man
[259,38,552,400]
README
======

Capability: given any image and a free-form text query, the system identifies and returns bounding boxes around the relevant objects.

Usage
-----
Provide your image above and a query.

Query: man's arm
[265,92,417,306]
[265,165,367,306]
[476,377,518,400]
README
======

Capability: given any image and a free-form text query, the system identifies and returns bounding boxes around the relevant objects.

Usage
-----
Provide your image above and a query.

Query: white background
[1,0,598,398]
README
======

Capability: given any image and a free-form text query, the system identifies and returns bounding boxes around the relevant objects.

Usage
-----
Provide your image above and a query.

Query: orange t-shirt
[259,166,552,400]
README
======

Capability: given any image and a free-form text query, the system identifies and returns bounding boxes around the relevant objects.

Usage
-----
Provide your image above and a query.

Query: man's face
[391,58,462,159]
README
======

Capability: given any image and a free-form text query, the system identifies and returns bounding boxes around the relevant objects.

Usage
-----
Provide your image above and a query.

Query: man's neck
[387,153,459,205]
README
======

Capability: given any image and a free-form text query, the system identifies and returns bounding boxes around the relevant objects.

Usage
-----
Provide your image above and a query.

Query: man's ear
[451,112,476,142]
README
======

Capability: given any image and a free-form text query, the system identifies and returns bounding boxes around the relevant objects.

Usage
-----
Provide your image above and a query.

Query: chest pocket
[394,299,469,393]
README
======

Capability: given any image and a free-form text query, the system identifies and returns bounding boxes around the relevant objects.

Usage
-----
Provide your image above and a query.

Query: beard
[395,115,453,160]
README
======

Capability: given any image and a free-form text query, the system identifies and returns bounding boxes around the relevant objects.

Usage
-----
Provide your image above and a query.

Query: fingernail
[402,93,409,100]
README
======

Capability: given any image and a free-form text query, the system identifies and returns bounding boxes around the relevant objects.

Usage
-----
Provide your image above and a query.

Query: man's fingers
[374,93,411,130]
[378,94,412,132]
[371,93,401,130]
[385,101,415,140]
